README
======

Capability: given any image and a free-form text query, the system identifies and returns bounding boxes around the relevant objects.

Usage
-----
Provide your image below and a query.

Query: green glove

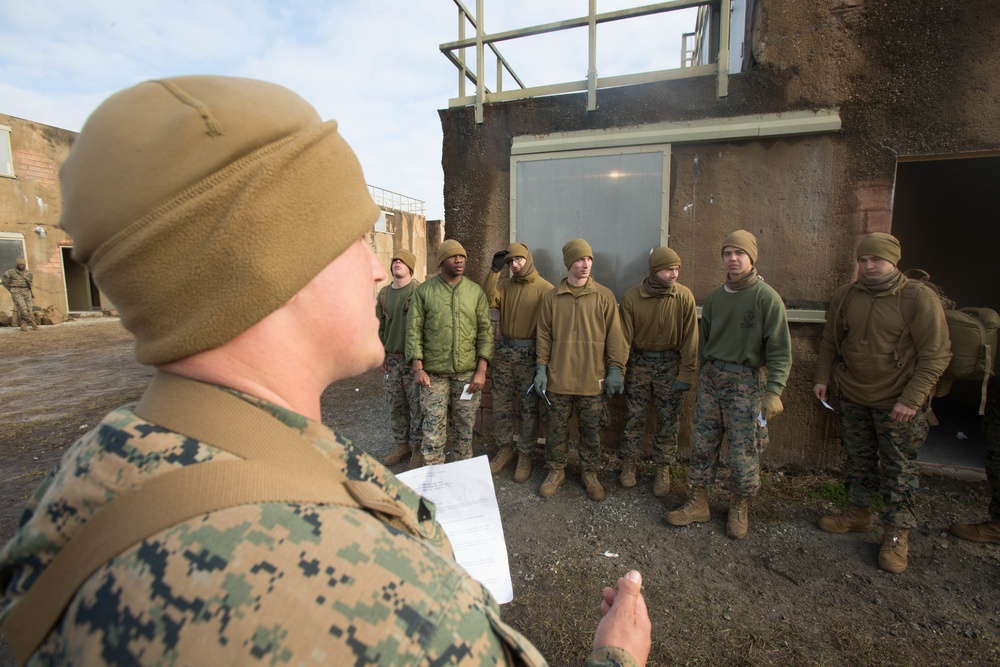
[672,380,691,393]
[534,365,547,398]
[604,366,624,396]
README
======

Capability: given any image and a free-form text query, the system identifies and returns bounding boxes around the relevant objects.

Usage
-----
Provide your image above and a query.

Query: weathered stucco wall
[440,0,1000,469]
[1,114,76,317]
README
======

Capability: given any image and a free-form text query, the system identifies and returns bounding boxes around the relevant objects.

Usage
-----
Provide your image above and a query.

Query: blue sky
[0,1,695,219]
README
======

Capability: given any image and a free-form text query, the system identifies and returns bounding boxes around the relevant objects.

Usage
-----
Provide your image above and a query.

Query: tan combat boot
[383,443,411,466]
[878,526,909,573]
[513,452,533,483]
[539,469,565,497]
[665,487,710,526]
[652,466,671,498]
[619,461,637,488]
[489,446,516,474]
[581,471,606,501]
[949,518,1000,544]
[29,317,39,330]
[727,494,750,540]
[817,505,873,534]
[19,321,28,332]
[406,448,423,470]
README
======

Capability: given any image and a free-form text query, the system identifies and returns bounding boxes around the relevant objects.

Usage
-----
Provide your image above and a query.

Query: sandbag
[944,307,999,380]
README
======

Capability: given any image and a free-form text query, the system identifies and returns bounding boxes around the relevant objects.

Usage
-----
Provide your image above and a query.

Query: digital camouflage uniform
[689,278,791,496]
[377,282,422,453]
[620,278,698,467]
[2,266,36,326]
[814,275,951,528]
[0,387,547,666]
[421,370,480,464]
[546,394,606,472]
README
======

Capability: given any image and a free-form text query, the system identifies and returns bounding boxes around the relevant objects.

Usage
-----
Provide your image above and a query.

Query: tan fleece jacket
[814,277,952,409]
[481,267,554,340]
[619,281,699,384]
[536,277,625,396]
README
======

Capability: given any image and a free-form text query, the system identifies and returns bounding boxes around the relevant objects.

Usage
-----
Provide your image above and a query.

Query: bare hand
[414,368,430,388]
[812,384,827,402]
[890,402,916,422]
[468,368,487,393]
[593,570,651,666]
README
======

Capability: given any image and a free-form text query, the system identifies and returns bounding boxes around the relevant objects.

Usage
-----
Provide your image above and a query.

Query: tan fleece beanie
[649,247,681,271]
[562,238,593,268]
[59,76,379,365]
[856,232,901,266]
[392,249,416,274]
[721,230,758,265]
[437,239,466,267]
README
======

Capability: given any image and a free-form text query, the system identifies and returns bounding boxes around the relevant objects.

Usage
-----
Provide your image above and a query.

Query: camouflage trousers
[9,288,35,324]
[546,393,604,472]
[384,354,422,450]
[491,344,540,453]
[689,362,766,496]
[420,371,481,465]
[838,396,929,528]
[985,378,1000,520]
[622,352,684,465]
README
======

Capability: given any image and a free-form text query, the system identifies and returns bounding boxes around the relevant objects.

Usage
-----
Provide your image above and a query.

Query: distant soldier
[483,242,553,483]
[619,247,698,496]
[535,238,626,501]
[666,230,791,540]
[2,258,39,331]
[376,248,421,469]
[406,240,493,466]
[814,232,951,572]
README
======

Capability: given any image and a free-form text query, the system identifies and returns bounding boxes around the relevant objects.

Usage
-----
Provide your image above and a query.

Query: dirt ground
[1,319,998,666]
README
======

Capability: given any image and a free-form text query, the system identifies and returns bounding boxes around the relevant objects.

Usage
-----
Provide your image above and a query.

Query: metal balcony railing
[440,0,732,124]
[368,185,425,217]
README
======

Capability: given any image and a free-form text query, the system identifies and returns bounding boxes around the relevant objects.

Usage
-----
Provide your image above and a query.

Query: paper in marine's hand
[397,455,514,603]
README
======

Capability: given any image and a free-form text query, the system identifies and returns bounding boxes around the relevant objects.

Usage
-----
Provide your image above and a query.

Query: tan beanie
[392,249,416,274]
[562,238,593,268]
[649,247,681,271]
[59,76,379,365]
[856,232,901,266]
[721,230,758,265]
[437,239,466,267]
[15,257,25,265]
[507,242,530,259]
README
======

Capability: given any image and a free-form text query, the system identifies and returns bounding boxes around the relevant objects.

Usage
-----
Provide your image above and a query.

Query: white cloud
[1,0,695,219]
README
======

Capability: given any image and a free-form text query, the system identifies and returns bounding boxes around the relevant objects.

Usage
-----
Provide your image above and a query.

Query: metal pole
[476,0,485,123]
[717,0,731,97]
[587,0,597,111]
[458,6,466,99]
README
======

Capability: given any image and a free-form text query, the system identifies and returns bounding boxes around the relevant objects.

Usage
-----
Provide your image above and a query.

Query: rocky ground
[1,319,998,666]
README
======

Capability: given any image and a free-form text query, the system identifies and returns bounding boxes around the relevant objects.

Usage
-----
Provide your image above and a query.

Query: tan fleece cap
[437,239,466,267]
[721,230,758,265]
[392,249,416,274]
[650,247,681,271]
[506,242,530,259]
[856,232,901,266]
[562,238,593,268]
[59,76,379,365]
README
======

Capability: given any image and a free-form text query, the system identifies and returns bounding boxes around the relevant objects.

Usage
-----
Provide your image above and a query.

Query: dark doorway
[62,247,100,312]
[892,154,1000,471]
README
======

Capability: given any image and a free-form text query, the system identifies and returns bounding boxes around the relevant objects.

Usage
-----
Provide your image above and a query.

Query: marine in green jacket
[666,230,791,540]
[813,232,951,573]
[406,240,494,466]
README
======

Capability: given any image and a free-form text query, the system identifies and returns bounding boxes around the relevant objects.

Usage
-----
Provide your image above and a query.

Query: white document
[820,398,836,412]
[460,384,474,400]
[397,455,514,603]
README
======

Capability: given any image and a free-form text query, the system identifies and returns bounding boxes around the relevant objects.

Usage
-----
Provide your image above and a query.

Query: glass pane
[515,151,665,298]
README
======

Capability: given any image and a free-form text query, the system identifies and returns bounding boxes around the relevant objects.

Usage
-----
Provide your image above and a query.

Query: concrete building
[438,0,999,469]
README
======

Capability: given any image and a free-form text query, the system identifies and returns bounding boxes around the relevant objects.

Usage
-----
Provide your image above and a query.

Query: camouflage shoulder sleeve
[588,647,639,667]
[3,394,540,665]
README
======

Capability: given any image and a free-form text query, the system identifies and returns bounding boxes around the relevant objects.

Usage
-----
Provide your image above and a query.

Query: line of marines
[382,230,998,574]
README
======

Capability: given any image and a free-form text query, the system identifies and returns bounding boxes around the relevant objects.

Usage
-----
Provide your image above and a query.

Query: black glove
[491,250,510,272]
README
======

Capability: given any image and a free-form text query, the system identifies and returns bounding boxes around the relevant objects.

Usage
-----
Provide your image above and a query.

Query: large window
[1,233,26,271]
[511,145,670,298]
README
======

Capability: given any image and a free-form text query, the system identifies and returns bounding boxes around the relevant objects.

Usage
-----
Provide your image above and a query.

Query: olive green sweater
[700,279,792,395]
[620,281,699,384]
[481,267,554,340]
